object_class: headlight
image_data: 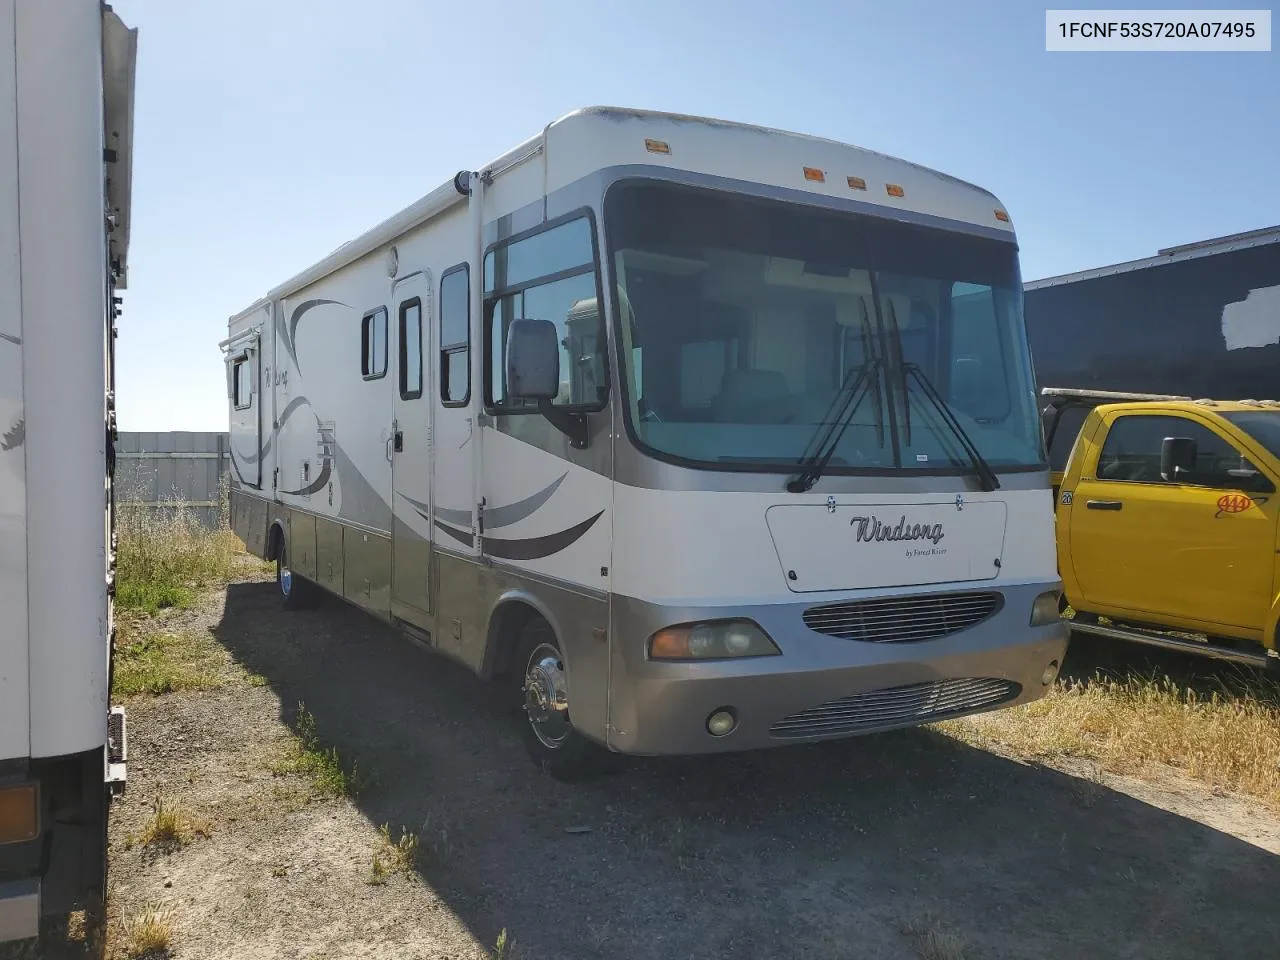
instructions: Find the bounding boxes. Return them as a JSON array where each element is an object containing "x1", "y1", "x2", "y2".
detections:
[
  {"x1": 648, "y1": 620, "x2": 781, "y2": 661},
  {"x1": 1030, "y1": 590, "x2": 1063, "y2": 627}
]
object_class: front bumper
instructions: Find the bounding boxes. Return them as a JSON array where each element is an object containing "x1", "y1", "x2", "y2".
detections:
[{"x1": 606, "y1": 581, "x2": 1068, "y2": 755}]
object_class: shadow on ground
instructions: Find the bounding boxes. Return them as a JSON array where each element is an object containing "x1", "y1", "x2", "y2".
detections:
[
  {"x1": 209, "y1": 583, "x2": 1279, "y2": 960},
  {"x1": 1062, "y1": 628, "x2": 1280, "y2": 703}
]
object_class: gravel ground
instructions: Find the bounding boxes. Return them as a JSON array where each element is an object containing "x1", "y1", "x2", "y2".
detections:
[{"x1": 12, "y1": 578, "x2": 1280, "y2": 959}]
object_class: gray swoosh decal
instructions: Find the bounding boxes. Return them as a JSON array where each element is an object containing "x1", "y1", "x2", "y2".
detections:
[
  {"x1": 408, "y1": 472, "x2": 568, "y2": 530},
  {"x1": 485, "y1": 473, "x2": 568, "y2": 527},
  {"x1": 482, "y1": 510, "x2": 604, "y2": 561},
  {"x1": 432, "y1": 518, "x2": 474, "y2": 547},
  {"x1": 280, "y1": 455, "x2": 332, "y2": 497},
  {"x1": 232, "y1": 395, "x2": 311, "y2": 465},
  {"x1": 432, "y1": 504, "x2": 472, "y2": 526},
  {"x1": 428, "y1": 512, "x2": 603, "y2": 560},
  {"x1": 333, "y1": 442, "x2": 392, "y2": 528},
  {"x1": 228, "y1": 448, "x2": 246, "y2": 487},
  {"x1": 287, "y1": 299, "x2": 344, "y2": 368},
  {"x1": 0, "y1": 332, "x2": 19, "y2": 345}
]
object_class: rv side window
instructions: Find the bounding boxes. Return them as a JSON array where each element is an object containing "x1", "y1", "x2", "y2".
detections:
[
  {"x1": 484, "y1": 214, "x2": 606, "y2": 412},
  {"x1": 232, "y1": 358, "x2": 252, "y2": 409},
  {"x1": 399, "y1": 298, "x2": 422, "y2": 400},
  {"x1": 440, "y1": 265, "x2": 469, "y2": 405},
  {"x1": 361, "y1": 307, "x2": 388, "y2": 380}
]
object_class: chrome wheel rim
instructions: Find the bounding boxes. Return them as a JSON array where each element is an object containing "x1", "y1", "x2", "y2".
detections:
[{"x1": 523, "y1": 642, "x2": 570, "y2": 749}]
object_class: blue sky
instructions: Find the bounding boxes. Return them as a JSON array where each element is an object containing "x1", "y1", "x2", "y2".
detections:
[{"x1": 109, "y1": 0, "x2": 1278, "y2": 431}]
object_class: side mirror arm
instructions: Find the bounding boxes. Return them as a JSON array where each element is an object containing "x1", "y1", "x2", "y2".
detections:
[{"x1": 537, "y1": 400, "x2": 590, "y2": 449}]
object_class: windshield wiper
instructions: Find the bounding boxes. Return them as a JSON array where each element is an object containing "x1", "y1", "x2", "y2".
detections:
[
  {"x1": 884, "y1": 299, "x2": 912, "y2": 445},
  {"x1": 901, "y1": 363, "x2": 1001, "y2": 492},
  {"x1": 786, "y1": 355, "x2": 882, "y2": 493}
]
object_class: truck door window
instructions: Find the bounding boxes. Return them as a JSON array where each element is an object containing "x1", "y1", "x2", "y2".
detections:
[{"x1": 1097, "y1": 414, "x2": 1257, "y2": 487}]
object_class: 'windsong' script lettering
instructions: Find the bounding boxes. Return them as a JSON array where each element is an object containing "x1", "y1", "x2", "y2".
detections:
[{"x1": 849, "y1": 515, "x2": 945, "y2": 546}]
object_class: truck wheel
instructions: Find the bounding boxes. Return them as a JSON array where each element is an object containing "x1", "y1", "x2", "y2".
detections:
[
  {"x1": 276, "y1": 543, "x2": 317, "y2": 610},
  {"x1": 515, "y1": 619, "x2": 617, "y2": 781}
]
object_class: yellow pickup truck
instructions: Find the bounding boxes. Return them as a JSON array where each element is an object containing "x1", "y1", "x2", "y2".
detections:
[{"x1": 1042, "y1": 388, "x2": 1280, "y2": 669}]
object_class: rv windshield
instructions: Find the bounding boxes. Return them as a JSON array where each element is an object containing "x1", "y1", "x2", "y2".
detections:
[{"x1": 604, "y1": 180, "x2": 1044, "y2": 476}]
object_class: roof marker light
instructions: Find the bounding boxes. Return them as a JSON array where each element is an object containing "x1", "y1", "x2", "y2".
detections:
[
  {"x1": 994, "y1": 209, "x2": 1010, "y2": 222},
  {"x1": 644, "y1": 139, "x2": 671, "y2": 155},
  {"x1": 803, "y1": 167, "x2": 826, "y2": 183},
  {"x1": 886, "y1": 183, "x2": 905, "y2": 198},
  {"x1": 847, "y1": 176, "x2": 867, "y2": 191}
]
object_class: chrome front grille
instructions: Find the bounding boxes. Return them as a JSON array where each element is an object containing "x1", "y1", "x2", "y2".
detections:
[
  {"x1": 769, "y1": 677, "x2": 1020, "y2": 740},
  {"x1": 802, "y1": 591, "x2": 1001, "y2": 643}
]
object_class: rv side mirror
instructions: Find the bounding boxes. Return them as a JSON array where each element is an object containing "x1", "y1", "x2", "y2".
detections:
[
  {"x1": 505, "y1": 318, "x2": 560, "y2": 402},
  {"x1": 1160, "y1": 436, "x2": 1197, "y2": 482}
]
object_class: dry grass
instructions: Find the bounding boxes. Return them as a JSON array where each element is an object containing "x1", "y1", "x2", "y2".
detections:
[
  {"x1": 942, "y1": 671, "x2": 1280, "y2": 809},
  {"x1": 130, "y1": 796, "x2": 209, "y2": 854},
  {"x1": 115, "y1": 905, "x2": 173, "y2": 959},
  {"x1": 368, "y1": 823, "x2": 420, "y2": 885},
  {"x1": 112, "y1": 624, "x2": 226, "y2": 698},
  {"x1": 114, "y1": 490, "x2": 270, "y2": 615},
  {"x1": 273, "y1": 703, "x2": 362, "y2": 800}
]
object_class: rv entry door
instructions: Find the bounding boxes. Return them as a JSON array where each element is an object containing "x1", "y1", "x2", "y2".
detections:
[{"x1": 390, "y1": 271, "x2": 433, "y2": 626}]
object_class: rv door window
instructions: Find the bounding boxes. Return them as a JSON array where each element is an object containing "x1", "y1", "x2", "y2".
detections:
[
  {"x1": 232, "y1": 357, "x2": 252, "y2": 409},
  {"x1": 440, "y1": 265, "x2": 470, "y2": 405},
  {"x1": 399, "y1": 298, "x2": 423, "y2": 400},
  {"x1": 484, "y1": 214, "x2": 605, "y2": 412},
  {"x1": 361, "y1": 307, "x2": 388, "y2": 380}
]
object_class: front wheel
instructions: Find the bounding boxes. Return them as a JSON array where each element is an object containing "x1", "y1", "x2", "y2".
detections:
[
  {"x1": 277, "y1": 543, "x2": 317, "y2": 610},
  {"x1": 515, "y1": 620, "x2": 618, "y2": 781}
]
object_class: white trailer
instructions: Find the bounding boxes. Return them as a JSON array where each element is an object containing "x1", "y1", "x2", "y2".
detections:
[
  {"x1": 224, "y1": 107, "x2": 1067, "y2": 780},
  {"x1": 0, "y1": 0, "x2": 134, "y2": 941}
]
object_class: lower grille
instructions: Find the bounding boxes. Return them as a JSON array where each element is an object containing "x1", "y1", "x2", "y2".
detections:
[
  {"x1": 803, "y1": 591, "x2": 1002, "y2": 643},
  {"x1": 769, "y1": 677, "x2": 1021, "y2": 740}
]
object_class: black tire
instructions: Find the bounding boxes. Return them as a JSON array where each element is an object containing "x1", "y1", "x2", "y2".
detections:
[
  {"x1": 514, "y1": 619, "x2": 619, "y2": 782},
  {"x1": 276, "y1": 542, "x2": 318, "y2": 610}
]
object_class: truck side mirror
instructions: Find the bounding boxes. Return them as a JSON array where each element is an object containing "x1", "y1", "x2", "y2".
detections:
[
  {"x1": 505, "y1": 318, "x2": 560, "y2": 402},
  {"x1": 1160, "y1": 436, "x2": 1197, "y2": 482}
]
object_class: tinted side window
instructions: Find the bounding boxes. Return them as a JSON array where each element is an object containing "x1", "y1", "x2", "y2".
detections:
[
  {"x1": 399, "y1": 298, "x2": 422, "y2": 400},
  {"x1": 233, "y1": 358, "x2": 252, "y2": 409},
  {"x1": 485, "y1": 216, "x2": 604, "y2": 411},
  {"x1": 361, "y1": 308, "x2": 388, "y2": 379},
  {"x1": 1096, "y1": 414, "x2": 1252, "y2": 486},
  {"x1": 440, "y1": 266, "x2": 469, "y2": 405}
]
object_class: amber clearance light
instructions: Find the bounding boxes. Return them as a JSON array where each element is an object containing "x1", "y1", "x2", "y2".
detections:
[{"x1": 0, "y1": 783, "x2": 39, "y2": 845}]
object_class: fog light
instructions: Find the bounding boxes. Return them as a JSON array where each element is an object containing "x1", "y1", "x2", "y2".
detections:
[
  {"x1": 1041, "y1": 660, "x2": 1060, "y2": 686},
  {"x1": 706, "y1": 708, "x2": 737, "y2": 737},
  {"x1": 0, "y1": 783, "x2": 39, "y2": 845}
]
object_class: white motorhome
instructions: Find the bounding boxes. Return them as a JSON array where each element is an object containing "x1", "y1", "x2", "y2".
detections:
[
  {"x1": 224, "y1": 107, "x2": 1068, "y2": 780},
  {"x1": 0, "y1": 0, "x2": 134, "y2": 942}
]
